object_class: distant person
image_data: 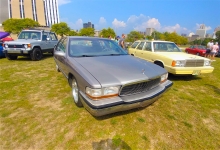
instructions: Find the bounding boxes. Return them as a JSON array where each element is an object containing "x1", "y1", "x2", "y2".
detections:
[
  {"x1": 119, "y1": 34, "x2": 126, "y2": 49},
  {"x1": 108, "y1": 35, "x2": 114, "y2": 40},
  {"x1": 205, "y1": 40, "x2": 214, "y2": 58},
  {"x1": 210, "y1": 42, "x2": 219, "y2": 61},
  {"x1": 115, "y1": 36, "x2": 120, "y2": 44}
]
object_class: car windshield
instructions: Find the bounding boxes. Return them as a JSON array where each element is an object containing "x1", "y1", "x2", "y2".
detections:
[
  {"x1": 197, "y1": 45, "x2": 206, "y2": 49},
  {"x1": 18, "y1": 31, "x2": 41, "y2": 40},
  {"x1": 69, "y1": 38, "x2": 128, "y2": 57},
  {"x1": 153, "y1": 42, "x2": 182, "y2": 52}
]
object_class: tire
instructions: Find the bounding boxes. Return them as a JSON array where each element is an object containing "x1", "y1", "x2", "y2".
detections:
[
  {"x1": 5, "y1": 53, "x2": 18, "y2": 60},
  {"x1": 69, "y1": 77, "x2": 83, "y2": 107},
  {"x1": 30, "y1": 48, "x2": 42, "y2": 61}
]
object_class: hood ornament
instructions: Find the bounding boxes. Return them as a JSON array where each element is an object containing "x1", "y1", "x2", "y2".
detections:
[{"x1": 142, "y1": 69, "x2": 145, "y2": 74}]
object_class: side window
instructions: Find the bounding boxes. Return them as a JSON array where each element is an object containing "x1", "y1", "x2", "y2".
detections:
[
  {"x1": 131, "y1": 42, "x2": 140, "y2": 48},
  {"x1": 50, "y1": 33, "x2": 58, "y2": 41},
  {"x1": 42, "y1": 32, "x2": 48, "y2": 41},
  {"x1": 143, "y1": 42, "x2": 152, "y2": 51},
  {"x1": 137, "y1": 42, "x2": 145, "y2": 50},
  {"x1": 57, "y1": 38, "x2": 67, "y2": 53}
]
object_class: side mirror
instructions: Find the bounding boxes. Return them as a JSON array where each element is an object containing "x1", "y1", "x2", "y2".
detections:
[{"x1": 54, "y1": 50, "x2": 65, "y2": 57}]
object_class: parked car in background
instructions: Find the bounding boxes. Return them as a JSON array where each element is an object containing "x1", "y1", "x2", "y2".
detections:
[
  {"x1": 54, "y1": 36, "x2": 173, "y2": 116},
  {"x1": 185, "y1": 45, "x2": 207, "y2": 57},
  {"x1": 3, "y1": 28, "x2": 58, "y2": 61},
  {"x1": 128, "y1": 40, "x2": 214, "y2": 76},
  {"x1": 0, "y1": 31, "x2": 13, "y2": 58}
]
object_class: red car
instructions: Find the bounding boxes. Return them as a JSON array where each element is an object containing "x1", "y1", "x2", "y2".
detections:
[{"x1": 185, "y1": 45, "x2": 207, "y2": 57}]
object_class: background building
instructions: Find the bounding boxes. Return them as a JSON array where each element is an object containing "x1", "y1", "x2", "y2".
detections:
[
  {"x1": 195, "y1": 24, "x2": 206, "y2": 38},
  {"x1": 83, "y1": 22, "x2": 94, "y2": 29},
  {"x1": 0, "y1": 0, "x2": 60, "y2": 27},
  {"x1": 146, "y1": 28, "x2": 155, "y2": 36}
]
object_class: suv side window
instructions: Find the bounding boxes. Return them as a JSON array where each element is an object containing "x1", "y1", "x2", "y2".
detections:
[
  {"x1": 57, "y1": 38, "x2": 67, "y2": 53},
  {"x1": 42, "y1": 32, "x2": 48, "y2": 41},
  {"x1": 131, "y1": 42, "x2": 140, "y2": 48},
  {"x1": 49, "y1": 33, "x2": 58, "y2": 41}
]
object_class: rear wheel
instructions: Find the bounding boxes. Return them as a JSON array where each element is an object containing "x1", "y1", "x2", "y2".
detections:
[
  {"x1": 69, "y1": 77, "x2": 83, "y2": 107},
  {"x1": 30, "y1": 48, "x2": 42, "y2": 61},
  {"x1": 5, "y1": 53, "x2": 18, "y2": 60}
]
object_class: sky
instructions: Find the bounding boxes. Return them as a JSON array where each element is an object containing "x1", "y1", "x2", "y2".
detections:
[{"x1": 57, "y1": 0, "x2": 220, "y2": 36}]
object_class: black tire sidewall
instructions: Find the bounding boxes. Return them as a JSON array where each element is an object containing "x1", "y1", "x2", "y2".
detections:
[{"x1": 31, "y1": 48, "x2": 42, "y2": 61}]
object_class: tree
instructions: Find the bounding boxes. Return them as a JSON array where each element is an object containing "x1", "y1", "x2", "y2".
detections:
[
  {"x1": 2, "y1": 18, "x2": 39, "y2": 34},
  {"x1": 126, "y1": 31, "x2": 144, "y2": 42},
  {"x1": 215, "y1": 31, "x2": 220, "y2": 43},
  {"x1": 78, "y1": 28, "x2": 95, "y2": 37},
  {"x1": 68, "y1": 30, "x2": 78, "y2": 36},
  {"x1": 51, "y1": 22, "x2": 70, "y2": 37},
  {"x1": 99, "y1": 28, "x2": 116, "y2": 38}
]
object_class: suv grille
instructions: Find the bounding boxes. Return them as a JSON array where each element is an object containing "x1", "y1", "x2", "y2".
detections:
[
  {"x1": 185, "y1": 59, "x2": 204, "y2": 67},
  {"x1": 8, "y1": 45, "x2": 23, "y2": 48},
  {"x1": 119, "y1": 78, "x2": 161, "y2": 96}
]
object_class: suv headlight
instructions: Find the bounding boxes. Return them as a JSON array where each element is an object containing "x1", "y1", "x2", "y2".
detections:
[
  {"x1": 204, "y1": 60, "x2": 211, "y2": 66},
  {"x1": 4, "y1": 44, "x2": 8, "y2": 48},
  {"x1": 86, "y1": 86, "x2": 120, "y2": 100},
  {"x1": 23, "y1": 44, "x2": 31, "y2": 49},
  {"x1": 160, "y1": 73, "x2": 168, "y2": 83},
  {"x1": 172, "y1": 60, "x2": 185, "y2": 67}
]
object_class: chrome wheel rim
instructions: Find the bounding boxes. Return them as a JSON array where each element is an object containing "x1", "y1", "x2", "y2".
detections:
[{"x1": 72, "y1": 79, "x2": 79, "y2": 103}]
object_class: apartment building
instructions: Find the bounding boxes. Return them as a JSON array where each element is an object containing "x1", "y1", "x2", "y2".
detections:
[{"x1": 0, "y1": 0, "x2": 59, "y2": 27}]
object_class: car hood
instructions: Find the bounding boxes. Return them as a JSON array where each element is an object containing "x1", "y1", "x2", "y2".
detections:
[
  {"x1": 4, "y1": 39, "x2": 39, "y2": 44},
  {"x1": 156, "y1": 52, "x2": 209, "y2": 60},
  {"x1": 72, "y1": 55, "x2": 166, "y2": 86}
]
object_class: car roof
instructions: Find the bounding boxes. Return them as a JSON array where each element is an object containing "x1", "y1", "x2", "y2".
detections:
[
  {"x1": 67, "y1": 36, "x2": 108, "y2": 40},
  {"x1": 22, "y1": 29, "x2": 53, "y2": 33},
  {"x1": 134, "y1": 40, "x2": 175, "y2": 43}
]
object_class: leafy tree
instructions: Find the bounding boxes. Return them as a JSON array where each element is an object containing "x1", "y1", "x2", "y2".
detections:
[
  {"x1": 78, "y1": 28, "x2": 95, "y2": 37},
  {"x1": 68, "y1": 30, "x2": 78, "y2": 36},
  {"x1": 126, "y1": 31, "x2": 144, "y2": 42},
  {"x1": 99, "y1": 28, "x2": 116, "y2": 38},
  {"x1": 51, "y1": 22, "x2": 70, "y2": 37},
  {"x1": 215, "y1": 31, "x2": 220, "y2": 43},
  {"x1": 2, "y1": 18, "x2": 39, "y2": 34}
]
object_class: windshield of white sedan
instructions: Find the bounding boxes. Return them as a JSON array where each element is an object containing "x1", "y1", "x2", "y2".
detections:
[
  {"x1": 69, "y1": 38, "x2": 128, "y2": 57},
  {"x1": 153, "y1": 42, "x2": 181, "y2": 52},
  {"x1": 18, "y1": 31, "x2": 41, "y2": 40}
]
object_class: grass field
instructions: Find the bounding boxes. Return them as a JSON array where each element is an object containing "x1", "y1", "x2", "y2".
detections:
[{"x1": 0, "y1": 54, "x2": 220, "y2": 149}]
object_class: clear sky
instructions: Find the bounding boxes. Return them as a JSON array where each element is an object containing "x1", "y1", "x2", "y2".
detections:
[{"x1": 58, "y1": 0, "x2": 220, "y2": 36}]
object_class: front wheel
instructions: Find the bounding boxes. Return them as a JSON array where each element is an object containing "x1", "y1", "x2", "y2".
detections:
[
  {"x1": 5, "y1": 53, "x2": 18, "y2": 60},
  {"x1": 30, "y1": 48, "x2": 42, "y2": 61},
  {"x1": 69, "y1": 77, "x2": 83, "y2": 107}
]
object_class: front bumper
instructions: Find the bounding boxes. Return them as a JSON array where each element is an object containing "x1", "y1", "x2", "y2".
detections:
[
  {"x1": 4, "y1": 49, "x2": 32, "y2": 55},
  {"x1": 79, "y1": 80, "x2": 173, "y2": 116},
  {"x1": 166, "y1": 66, "x2": 214, "y2": 75}
]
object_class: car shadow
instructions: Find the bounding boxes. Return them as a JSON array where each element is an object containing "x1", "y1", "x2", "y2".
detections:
[
  {"x1": 204, "y1": 84, "x2": 220, "y2": 95},
  {"x1": 168, "y1": 73, "x2": 202, "y2": 81},
  {"x1": 11, "y1": 53, "x2": 53, "y2": 61}
]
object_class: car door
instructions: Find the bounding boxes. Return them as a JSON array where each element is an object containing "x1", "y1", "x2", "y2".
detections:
[
  {"x1": 49, "y1": 32, "x2": 58, "y2": 49},
  {"x1": 134, "y1": 42, "x2": 145, "y2": 58},
  {"x1": 54, "y1": 37, "x2": 68, "y2": 76},
  {"x1": 42, "y1": 32, "x2": 49, "y2": 51},
  {"x1": 141, "y1": 42, "x2": 153, "y2": 62}
]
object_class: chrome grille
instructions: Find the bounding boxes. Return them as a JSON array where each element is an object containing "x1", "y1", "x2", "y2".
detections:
[
  {"x1": 8, "y1": 45, "x2": 23, "y2": 48},
  {"x1": 119, "y1": 78, "x2": 161, "y2": 96},
  {"x1": 185, "y1": 59, "x2": 204, "y2": 67}
]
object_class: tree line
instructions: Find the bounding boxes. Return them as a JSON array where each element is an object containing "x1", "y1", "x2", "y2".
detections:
[{"x1": 2, "y1": 18, "x2": 220, "y2": 45}]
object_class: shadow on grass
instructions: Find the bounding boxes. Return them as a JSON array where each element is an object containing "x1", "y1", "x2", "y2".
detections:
[
  {"x1": 168, "y1": 73, "x2": 202, "y2": 81},
  {"x1": 205, "y1": 84, "x2": 220, "y2": 95},
  {"x1": 92, "y1": 138, "x2": 131, "y2": 150},
  {"x1": 6, "y1": 53, "x2": 53, "y2": 61}
]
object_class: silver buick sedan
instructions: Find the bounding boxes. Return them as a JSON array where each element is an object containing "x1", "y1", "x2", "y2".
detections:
[{"x1": 54, "y1": 36, "x2": 173, "y2": 116}]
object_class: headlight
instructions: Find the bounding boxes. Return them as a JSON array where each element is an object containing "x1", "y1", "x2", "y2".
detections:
[
  {"x1": 4, "y1": 44, "x2": 8, "y2": 48},
  {"x1": 23, "y1": 44, "x2": 31, "y2": 48},
  {"x1": 86, "y1": 86, "x2": 120, "y2": 100},
  {"x1": 160, "y1": 73, "x2": 168, "y2": 83},
  {"x1": 23, "y1": 44, "x2": 28, "y2": 48},
  {"x1": 172, "y1": 60, "x2": 185, "y2": 67},
  {"x1": 204, "y1": 60, "x2": 211, "y2": 66}
]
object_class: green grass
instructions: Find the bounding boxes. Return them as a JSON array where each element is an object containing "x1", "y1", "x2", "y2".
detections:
[{"x1": 0, "y1": 55, "x2": 220, "y2": 149}]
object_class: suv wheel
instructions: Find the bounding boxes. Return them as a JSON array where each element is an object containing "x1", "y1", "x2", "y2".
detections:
[
  {"x1": 31, "y1": 48, "x2": 42, "y2": 61},
  {"x1": 69, "y1": 77, "x2": 83, "y2": 107},
  {"x1": 5, "y1": 53, "x2": 18, "y2": 60}
]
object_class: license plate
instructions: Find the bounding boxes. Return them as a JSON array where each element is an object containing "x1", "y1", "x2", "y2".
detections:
[{"x1": 192, "y1": 70, "x2": 201, "y2": 75}]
